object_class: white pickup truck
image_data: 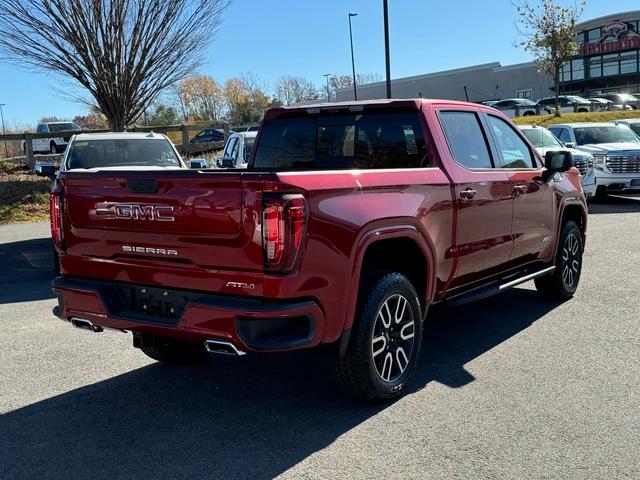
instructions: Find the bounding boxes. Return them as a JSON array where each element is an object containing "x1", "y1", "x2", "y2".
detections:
[
  {"x1": 22, "y1": 121, "x2": 82, "y2": 154},
  {"x1": 216, "y1": 131, "x2": 257, "y2": 168}
]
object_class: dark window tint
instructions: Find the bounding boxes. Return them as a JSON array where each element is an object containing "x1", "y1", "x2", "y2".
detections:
[
  {"x1": 558, "y1": 128, "x2": 572, "y2": 144},
  {"x1": 486, "y1": 116, "x2": 534, "y2": 168},
  {"x1": 252, "y1": 112, "x2": 428, "y2": 170},
  {"x1": 439, "y1": 111, "x2": 493, "y2": 169}
]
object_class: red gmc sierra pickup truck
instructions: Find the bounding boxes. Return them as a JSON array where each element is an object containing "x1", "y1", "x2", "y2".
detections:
[{"x1": 51, "y1": 99, "x2": 587, "y2": 401}]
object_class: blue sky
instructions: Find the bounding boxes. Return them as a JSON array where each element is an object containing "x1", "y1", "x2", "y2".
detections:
[{"x1": 0, "y1": 0, "x2": 633, "y2": 126}]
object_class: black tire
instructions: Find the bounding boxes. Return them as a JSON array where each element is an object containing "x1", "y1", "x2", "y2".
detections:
[
  {"x1": 333, "y1": 272, "x2": 423, "y2": 402},
  {"x1": 140, "y1": 339, "x2": 207, "y2": 365},
  {"x1": 50, "y1": 142, "x2": 57, "y2": 154},
  {"x1": 535, "y1": 220, "x2": 583, "y2": 299}
]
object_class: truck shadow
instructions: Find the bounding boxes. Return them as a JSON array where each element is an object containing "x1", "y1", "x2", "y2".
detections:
[
  {"x1": 0, "y1": 288, "x2": 562, "y2": 479},
  {"x1": 588, "y1": 195, "x2": 640, "y2": 214},
  {"x1": 0, "y1": 237, "x2": 56, "y2": 305}
]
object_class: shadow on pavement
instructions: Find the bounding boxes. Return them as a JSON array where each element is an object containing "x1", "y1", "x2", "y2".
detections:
[
  {"x1": 0, "y1": 288, "x2": 563, "y2": 480},
  {"x1": 588, "y1": 194, "x2": 640, "y2": 215},
  {"x1": 0, "y1": 236, "x2": 56, "y2": 304}
]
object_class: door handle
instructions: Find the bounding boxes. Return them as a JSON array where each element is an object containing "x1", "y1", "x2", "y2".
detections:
[
  {"x1": 459, "y1": 188, "x2": 477, "y2": 200},
  {"x1": 512, "y1": 184, "x2": 527, "y2": 196}
]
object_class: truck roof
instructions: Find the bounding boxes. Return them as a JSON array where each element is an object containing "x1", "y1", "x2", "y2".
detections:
[
  {"x1": 72, "y1": 132, "x2": 170, "y2": 141},
  {"x1": 264, "y1": 98, "x2": 480, "y2": 120}
]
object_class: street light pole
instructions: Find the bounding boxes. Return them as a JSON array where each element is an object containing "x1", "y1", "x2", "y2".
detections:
[
  {"x1": 0, "y1": 104, "x2": 7, "y2": 158},
  {"x1": 348, "y1": 13, "x2": 358, "y2": 101},
  {"x1": 383, "y1": 0, "x2": 391, "y2": 99},
  {"x1": 323, "y1": 73, "x2": 332, "y2": 102}
]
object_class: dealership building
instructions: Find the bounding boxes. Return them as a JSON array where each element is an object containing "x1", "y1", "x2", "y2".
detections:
[{"x1": 336, "y1": 10, "x2": 640, "y2": 103}]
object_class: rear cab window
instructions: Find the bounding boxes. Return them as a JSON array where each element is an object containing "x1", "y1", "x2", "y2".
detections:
[
  {"x1": 66, "y1": 138, "x2": 182, "y2": 170},
  {"x1": 252, "y1": 111, "x2": 429, "y2": 170}
]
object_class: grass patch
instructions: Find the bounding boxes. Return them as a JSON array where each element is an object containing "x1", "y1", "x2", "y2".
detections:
[
  {"x1": 0, "y1": 172, "x2": 51, "y2": 224},
  {"x1": 512, "y1": 109, "x2": 640, "y2": 127}
]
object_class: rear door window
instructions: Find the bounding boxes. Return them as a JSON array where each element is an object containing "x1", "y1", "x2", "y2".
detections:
[
  {"x1": 252, "y1": 112, "x2": 428, "y2": 170},
  {"x1": 438, "y1": 111, "x2": 493, "y2": 169}
]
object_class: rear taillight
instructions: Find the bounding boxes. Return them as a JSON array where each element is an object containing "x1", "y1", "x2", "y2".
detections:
[
  {"x1": 50, "y1": 190, "x2": 63, "y2": 247},
  {"x1": 262, "y1": 194, "x2": 306, "y2": 271}
]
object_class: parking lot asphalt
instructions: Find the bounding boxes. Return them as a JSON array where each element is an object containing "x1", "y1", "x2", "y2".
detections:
[{"x1": 0, "y1": 196, "x2": 639, "y2": 480}]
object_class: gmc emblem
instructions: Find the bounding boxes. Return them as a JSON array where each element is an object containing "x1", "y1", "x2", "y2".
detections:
[{"x1": 96, "y1": 203, "x2": 175, "y2": 222}]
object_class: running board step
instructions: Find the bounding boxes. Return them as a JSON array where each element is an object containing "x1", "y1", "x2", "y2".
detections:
[{"x1": 447, "y1": 266, "x2": 555, "y2": 307}]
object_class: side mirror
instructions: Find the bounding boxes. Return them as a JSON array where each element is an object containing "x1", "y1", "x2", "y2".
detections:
[
  {"x1": 190, "y1": 159, "x2": 207, "y2": 169},
  {"x1": 217, "y1": 156, "x2": 235, "y2": 168},
  {"x1": 544, "y1": 150, "x2": 574, "y2": 173},
  {"x1": 564, "y1": 141, "x2": 576, "y2": 148}
]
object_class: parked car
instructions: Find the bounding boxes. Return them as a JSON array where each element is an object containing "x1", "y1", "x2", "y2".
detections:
[
  {"x1": 22, "y1": 121, "x2": 82, "y2": 154},
  {"x1": 488, "y1": 98, "x2": 538, "y2": 117},
  {"x1": 51, "y1": 99, "x2": 586, "y2": 402},
  {"x1": 613, "y1": 118, "x2": 640, "y2": 136},
  {"x1": 537, "y1": 95, "x2": 592, "y2": 114},
  {"x1": 548, "y1": 122, "x2": 640, "y2": 197},
  {"x1": 189, "y1": 128, "x2": 225, "y2": 144},
  {"x1": 216, "y1": 131, "x2": 257, "y2": 168},
  {"x1": 596, "y1": 93, "x2": 639, "y2": 110},
  {"x1": 518, "y1": 124, "x2": 596, "y2": 199},
  {"x1": 587, "y1": 97, "x2": 633, "y2": 111}
]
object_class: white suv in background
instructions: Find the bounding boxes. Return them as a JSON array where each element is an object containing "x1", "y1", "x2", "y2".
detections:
[
  {"x1": 548, "y1": 123, "x2": 640, "y2": 197},
  {"x1": 518, "y1": 124, "x2": 596, "y2": 199},
  {"x1": 537, "y1": 95, "x2": 593, "y2": 114},
  {"x1": 22, "y1": 121, "x2": 82, "y2": 154}
]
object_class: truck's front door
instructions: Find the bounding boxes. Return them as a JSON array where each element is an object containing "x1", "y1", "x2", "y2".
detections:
[
  {"x1": 436, "y1": 109, "x2": 514, "y2": 288},
  {"x1": 482, "y1": 114, "x2": 556, "y2": 265}
]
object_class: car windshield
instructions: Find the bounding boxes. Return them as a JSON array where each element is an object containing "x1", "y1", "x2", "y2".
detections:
[
  {"x1": 521, "y1": 128, "x2": 563, "y2": 149},
  {"x1": 567, "y1": 96, "x2": 590, "y2": 104},
  {"x1": 49, "y1": 123, "x2": 80, "y2": 132},
  {"x1": 66, "y1": 138, "x2": 182, "y2": 169},
  {"x1": 574, "y1": 126, "x2": 640, "y2": 145}
]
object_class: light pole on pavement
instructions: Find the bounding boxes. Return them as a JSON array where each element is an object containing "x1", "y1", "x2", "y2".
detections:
[
  {"x1": 383, "y1": 0, "x2": 391, "y2": 99},
  {"x1": 348, "y1": 13, "x2": 358, "y2": 101}
]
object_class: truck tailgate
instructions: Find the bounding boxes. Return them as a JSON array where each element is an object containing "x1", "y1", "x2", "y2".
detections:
[{"x1": 61, "y1": 171, "x2": 264, "y2": 276}]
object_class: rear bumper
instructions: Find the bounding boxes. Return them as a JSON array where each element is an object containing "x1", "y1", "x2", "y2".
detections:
[{"x1": 52, "y1": 276, "x2": 325, "y2": 353}]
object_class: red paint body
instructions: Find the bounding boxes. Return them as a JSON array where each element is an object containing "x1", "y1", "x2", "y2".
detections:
[{"x1": 52, "y1": 99, "x2": 587, "y2": 352}]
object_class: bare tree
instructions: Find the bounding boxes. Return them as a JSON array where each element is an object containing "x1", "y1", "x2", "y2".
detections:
[
  {"x1": 514, "y1": 0, "x2": 585, "y2": 116},
  {"x1": 0, "y1": 0, "x2": 230, "y2": 131},
  {"x1": 329, "y1": 73, "x2": 383, "y2": 97},
  {"x1": 275, "y1": 76, "x2": 319, "y2": 105}
]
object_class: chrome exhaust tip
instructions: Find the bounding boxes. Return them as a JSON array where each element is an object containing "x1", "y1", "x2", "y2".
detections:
[
  {"x1": 70, "y1": 317, "x2": 103, "y2": 333},
  {"x1": 204, "y1": 339, "x2": 245, "y2": 356}
]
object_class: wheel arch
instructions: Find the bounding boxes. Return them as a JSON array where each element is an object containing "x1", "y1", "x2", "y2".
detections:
[{"x1": 339, "y1": 224, "x2": 436, "y2": 356}]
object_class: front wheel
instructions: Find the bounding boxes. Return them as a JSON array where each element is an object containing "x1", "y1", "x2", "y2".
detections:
[
  {"x1": 333, "y1": 272, "x2": 423, "y2": 402},
  {"x1": 535, "y1": 220, "x2": 583, "y2": 299}
]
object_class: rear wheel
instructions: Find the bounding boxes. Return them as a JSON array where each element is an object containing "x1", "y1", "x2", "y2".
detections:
[
  {"x1": 140, "y1": 339, "x2": 207, "y2": 365},
  {"x1": 535, "y1": 220, "x2": 583, "y2": 299},
  {"x1": 333, "y1": 272, "x2": 423, "y2": 402}
]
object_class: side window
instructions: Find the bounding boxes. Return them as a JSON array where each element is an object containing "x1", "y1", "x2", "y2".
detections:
[
  {"x1": 557, "y1": 128, "x2": 572, "y2": 144},
  {"x1": 439, "y1": 111, "x2": 493, "y2": 169},
  {"x1": 224, "y1": 137, "x2": 237, "y2": 157},
  {"x1": 231, "y1": 137, "x2": 241, "y2": 160},
  {"x1": 486, "y1": 115, "x2": 534, "y2": 169},
  {"x1": 36, "y1": 124, "x2": 44, "y2": 133}
]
